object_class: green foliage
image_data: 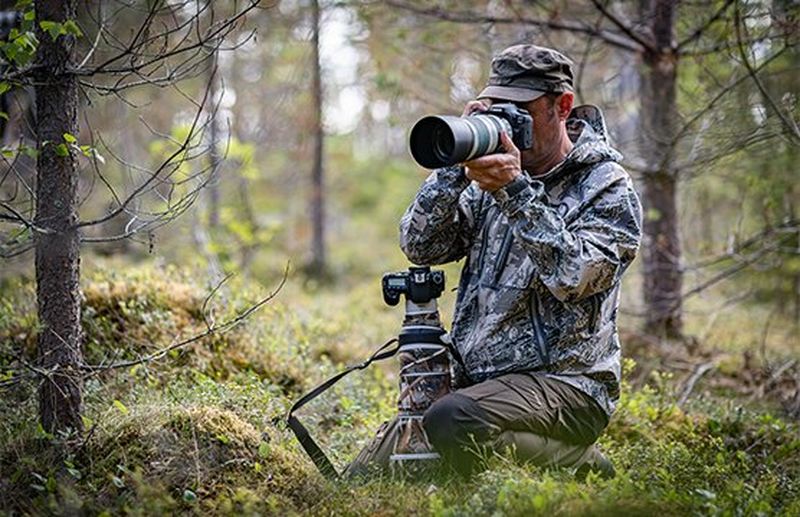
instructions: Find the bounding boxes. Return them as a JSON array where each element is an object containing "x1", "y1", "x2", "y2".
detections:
[
  {"x1": 39, "y1": 19, "x2": 82, "y2": 41},
  {"x1": 2, "y1": 264, "x2": 799, "y2": 515}
]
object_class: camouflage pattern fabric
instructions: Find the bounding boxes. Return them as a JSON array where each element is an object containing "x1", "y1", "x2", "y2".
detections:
[{"x1": 399, "y1": 105, "x2": 642, "y2": 416}]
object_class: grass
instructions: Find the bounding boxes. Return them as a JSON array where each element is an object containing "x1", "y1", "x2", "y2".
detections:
[{"x1": 1, "y1": 260, "x2": 799, "y2": 515}]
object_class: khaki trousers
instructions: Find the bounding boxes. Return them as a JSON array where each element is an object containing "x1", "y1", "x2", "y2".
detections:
[{"x1": 346, "y1": 372, "x2": 609, "y2": 476}]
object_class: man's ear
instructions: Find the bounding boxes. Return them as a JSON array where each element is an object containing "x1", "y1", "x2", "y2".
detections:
[{"x1": 557, "y1": 92, "x2": 574, "y2": 121}]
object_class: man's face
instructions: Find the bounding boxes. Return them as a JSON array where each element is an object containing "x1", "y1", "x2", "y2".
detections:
[{"x1": 488, "y1": 94, "x2": 567, "y2": 171}]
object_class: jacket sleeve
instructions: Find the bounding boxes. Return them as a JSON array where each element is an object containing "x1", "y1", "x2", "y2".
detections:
[
  {"x1": 491, "y1": 164, "x2": 642, "y2": 302},
  {"x1": 399, "y1": 165, "x2": 477, "y2": 265}
]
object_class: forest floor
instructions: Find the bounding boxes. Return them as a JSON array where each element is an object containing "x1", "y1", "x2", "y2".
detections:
[{"x1": 1, "y1": 257, "x2": 799, "y2": 516}]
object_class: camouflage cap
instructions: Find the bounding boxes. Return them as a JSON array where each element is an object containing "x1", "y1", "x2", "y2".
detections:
[{"x1": 478, "y1": 44, "x2": 574, "y2": 103}]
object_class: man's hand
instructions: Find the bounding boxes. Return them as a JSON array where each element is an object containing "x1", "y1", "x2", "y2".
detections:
[
  {"x1": 462, "y1": 99, "x2": 491, "y2": 116},
  {"x1": 463, "y1": 131, "x2": 522, "y2": 192}
]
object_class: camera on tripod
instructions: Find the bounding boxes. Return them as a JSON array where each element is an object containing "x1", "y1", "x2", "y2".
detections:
[
  {"x1": 288, "y1": 266, "x2": 453, "y2": 478},
  {"x1": 382, "y1": 266, "x2": 445, "y2": 306}
]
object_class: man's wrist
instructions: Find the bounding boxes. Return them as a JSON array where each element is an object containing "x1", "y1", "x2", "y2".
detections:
[
  {"x1": 491, "y1": 174, "x2": 543, "y2": 216},
  {"x1": 434, "y1": 165, "x2": 471, "y2": 191}
]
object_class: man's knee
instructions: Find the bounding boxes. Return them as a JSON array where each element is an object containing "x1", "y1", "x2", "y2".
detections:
[{"x1": 423, "y1": 392, "x2": 493, "y2": 449}]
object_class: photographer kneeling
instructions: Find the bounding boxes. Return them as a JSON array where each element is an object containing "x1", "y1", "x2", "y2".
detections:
[{"x1": 349, "y1": 44, "x2": 642, "y2": 479}]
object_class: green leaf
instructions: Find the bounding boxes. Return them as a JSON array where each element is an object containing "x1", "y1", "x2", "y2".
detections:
[
  {"x1": 66, "y1": 467, "x2": 81, "y2": 480},
  {"x1": 35, "y1": 422, "x2": 54, "y2": 440},
  {"x1": 111, "y1": 475, "x2": 125, "y2": 488},
  {"x1": 5, "y1": 42, "x2": 18, "y2": 61},
  {"x1": 23, "y1": 10, "x2": 35, "y2": 22},
  {"x1": 81, "y1": 415, "x2": 93, "y2": 428},
  {"x1": 112, "y1": 399, "x2": 129, "y2": 414},
  {"x1": 695, "y1": 488, "x2": 717, "y2": 500},
  {"x1": 21, "y1": 145, "x2": 38, "y2": 159},
  {"x1": 1, "y1": 147, "x2": 14, "y2": 158},
  {"x1": 39, "y1": 20, "x2": 62, "y2": 41},
  {"x1": 182, "y1": 489, "x2": 197, "y2": 503},
  {"x1": 54, "y1": 143, "x2": 69, "y2": 157},
  {"x1": 645, "y1": 208, "x2": 661, "y2": 222},
  {"x1": 62, "y1": 132, "x2": 77, "y2": 144},
  {"x1": 63, "y1": 20, "x2": 82, "y2": 38},
  {"x1": 0, "y1": 82, "x2": 10, "y2": 96},
  {"x1": 258, "y1": 441, "x2": 270, "y2": 458},
  {"x1": 0, "y1": 112, "x2": 9, "y2": 121}
]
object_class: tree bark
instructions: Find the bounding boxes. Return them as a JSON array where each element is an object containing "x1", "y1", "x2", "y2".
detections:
[
  {"x1": 309, "y1": 0, "x2": 326, "y2": 276},
  {"x1": 33, "y1": 0, "x2": 84, "y2": 436},
  {"x1": 638, "y1": 0, "x2": 683, "y2": 338},
  {"x1": 207, "y1": 50, "x2": 221, "y2": 229}
]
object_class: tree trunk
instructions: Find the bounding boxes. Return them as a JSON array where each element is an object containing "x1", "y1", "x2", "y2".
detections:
[
  {"x1": 309, "y1": 0, "x2": 326, "y2": 276},
  {"x1": 638, "y1": 0, "x2": 683, "y2": 339},
  {"x1": 207, "y1": 50, "x2": 221, "y2": 229},
  {"x1": 33, "y1": 0, "x2": 84, "y2": 436}
]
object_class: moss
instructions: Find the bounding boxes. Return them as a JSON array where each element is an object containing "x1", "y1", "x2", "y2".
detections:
[{"x1": 2, "y1": 263, "x2": 799, "y2": 515}]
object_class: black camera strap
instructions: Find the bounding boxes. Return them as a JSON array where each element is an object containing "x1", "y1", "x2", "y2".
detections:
[{"x1": 286, "y1": 337, "x2": 401, "y2": 480}]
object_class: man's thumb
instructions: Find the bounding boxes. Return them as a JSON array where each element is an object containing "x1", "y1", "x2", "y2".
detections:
[{"x1": 500, "y1": 131, "x2": 519, "y2": 156}]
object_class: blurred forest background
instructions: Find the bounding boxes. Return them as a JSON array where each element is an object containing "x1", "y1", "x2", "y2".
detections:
[{"x1": 1, "y1": 0, "x2": 799, "y2": 515}]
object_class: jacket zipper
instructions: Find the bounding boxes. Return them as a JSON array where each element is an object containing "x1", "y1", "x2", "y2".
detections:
[
  {"x1": 492, "y1": 226, "x2": 514, "y2": 285},
  {"x1": 528, "y1": 287, "x2": 550, "y2": 365},
  {"x1": 476, "y1": 205, "x2": 498, "y2": 277}
]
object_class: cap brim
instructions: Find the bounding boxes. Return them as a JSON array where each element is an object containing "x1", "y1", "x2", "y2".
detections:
[{"x1": 477, "y1": 85, "x2": 546, "y2": 103}]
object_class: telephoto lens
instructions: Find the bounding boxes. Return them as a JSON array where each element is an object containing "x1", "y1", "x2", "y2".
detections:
[
  {"x1": 408, "y1": 103, "x2": 533, "y2": 169},
  {"x1": 409, "y1": 113, "x2": 512, "y2": 169}
]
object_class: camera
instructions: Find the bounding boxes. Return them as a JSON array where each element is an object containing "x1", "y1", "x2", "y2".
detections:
[
  {"x1": 382, "y1": 266, "x2": 445, "y2": 306},
  {"x1": 408, "y1": 103, "x2": 533, "y2": 169}
]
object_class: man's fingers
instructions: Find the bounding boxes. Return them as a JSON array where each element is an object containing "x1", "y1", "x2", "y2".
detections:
[
  {"x1": 499, "y1": 131, "x2": 520, "y2": 158},
  {"x1": 462, "y1": 99, "x2": 490, "y2": 116},
  {"x1": 464, "y1": 153, "x2": 512, "y2": 169}
]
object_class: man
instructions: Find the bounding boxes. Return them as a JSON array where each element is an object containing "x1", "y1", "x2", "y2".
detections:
[{"x1": 350, "y1": 44, "x2": 642, "y2": 479}]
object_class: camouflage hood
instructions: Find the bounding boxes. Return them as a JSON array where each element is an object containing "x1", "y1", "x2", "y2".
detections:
[
  {"x1": 399, "y1": 104, "x2": 642, "y2": 416},
  {"x1": 546, "y1": 104, "x2": 624, "y2": 181}
]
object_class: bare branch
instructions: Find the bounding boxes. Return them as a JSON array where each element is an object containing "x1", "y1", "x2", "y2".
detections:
[
  {"x1": 81, "y1": 264, "x2": 289, "y2": 374},
  {"x1": 1, "y1": 200, "x2": 54, "y2": 234},
  {"x1": 734, "y1": 2, "x2": 800, "y2": 144},
  {"x1": 76, "y1": 69, "x2": 214, "y2": 230},
  {"x1": 382, "y1": 0, "x2": 643, "y2": 53},
  {"x1": 675, "y1": 0, "x2": 735, "y2": 53},
  {"x1": 677, "y1": 362, "x2": 715, "y2": 406},
  {"x1": 589, "y1": 0, "x2": 655, "y2": 54}
]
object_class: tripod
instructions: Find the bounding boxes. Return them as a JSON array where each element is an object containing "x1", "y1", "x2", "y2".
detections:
[{"x1": 287, "y1": 266, "x2": 452, "y2": 479}]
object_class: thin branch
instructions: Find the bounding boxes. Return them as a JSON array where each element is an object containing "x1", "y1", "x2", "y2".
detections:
[
  {"x1": 675, "y1": 0, "x2": 735, "y2": 53},
  {"x1": 382, "y1": 0, "x2": 642, "y2": 53},
  {"x1": 81, "y1": 264, "x2": 289, "y2": 374},
  {"x1": 677, "y1": 362, "x2": 715, "y2": 406},
  {"x1": 0, "y1": 201, "x2": 54, "y2": 234},
  {"x1": 734, "y1": 2, "x2": 800, "y2": 144},
  {"x1": 685, "y1": 219, "x2": 799, "y2": 270},
  {"x1": 76, "y1": 69, "x2": 214, "y2": 229},
  {"x1": 589, "y1": 0, "x2": 655, "y2": 53}
]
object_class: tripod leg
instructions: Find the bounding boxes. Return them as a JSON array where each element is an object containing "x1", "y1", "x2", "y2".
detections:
[{"x1": 343, "y1": 417, "x2": 399, "y2": 478}]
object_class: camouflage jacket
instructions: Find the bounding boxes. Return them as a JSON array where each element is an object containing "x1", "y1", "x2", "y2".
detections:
[{"x1": 399, "y1": 105, "x2": 642, "y2": 416}]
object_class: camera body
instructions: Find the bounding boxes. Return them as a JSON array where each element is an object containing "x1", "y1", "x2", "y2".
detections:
[
  {"x1": 382, "y1": 266, "x2": 445, "y2": 306},
  {"x1": 485, "y1": 103, "x2": 534, "y2": 152},
  {"x1": 408, "y1": 103, "x2": 533, "y2": 169}
]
